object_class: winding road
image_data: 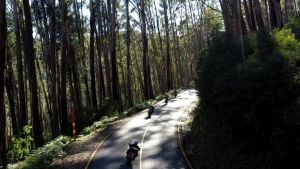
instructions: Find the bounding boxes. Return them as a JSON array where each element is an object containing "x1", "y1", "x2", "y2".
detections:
[{"x1": 87, "y1": 90, "x2": 198, "y2": 169}]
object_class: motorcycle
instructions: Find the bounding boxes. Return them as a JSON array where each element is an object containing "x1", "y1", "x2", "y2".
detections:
[
  {"x1": 165, "y1": 94, "x2": 169, "y2": 104},
  {"x1": 126, "y1": 142, "x2": 140, "y2": 166},
  {"x1": 148, "y1": 106, "x2": 154, "y2": 118},
  {"x1": 126, "y1": 150, "x2": 137, "y2": 166},
  {"x1": 173, "y1": 90, "x2": 177, "y2": 98}
]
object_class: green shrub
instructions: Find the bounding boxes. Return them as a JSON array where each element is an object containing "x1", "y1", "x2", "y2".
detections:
[
  {"x1": 77, "y1": 97, "x2": 118, "y2": 132},
  {"x1": 8, "y1": 136, "x2": 71, "y2": 169},
  {"x1": 194, "y1": 32, "x2": 299, "y2": 169},
  {"x1": 286, "y1": 17, "x2": 300, "y2": 40},
  {"x1": 8, "y1": 126, "x2": 34, "y2": 163},
  {"x1": 273, "y1": 28, "x2": 300, "y2": 82},
  {"x1": 79, "y1": 116, "x2": 119, "y2": 135}
]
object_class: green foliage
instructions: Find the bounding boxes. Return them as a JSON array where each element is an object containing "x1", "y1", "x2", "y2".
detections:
[
  {"x1": 77, "y1": 97, "x2": 118, "y2": 132},
  {"x1": 100, "y1": 97, "x2": 119, "y2": 117},
  {"x1": 8, "y1": 136, "x2": 71, "y2": 169},
  {"x1": 42, "y1": 132, "x2": 52, "y2": 143},
  {"x1": 8, "y1": 126, "x2": 34, "y2": 163},
  {"x1": 286, "y1": 17, "x2": 300, "y2": 40},
  {"x1": 194, "y1": 32, "x2": 300, "y2": 169},
  {"x1": 79, "y1": 116, "x2": 119, "y2": 135},
  {"x1": 273, "y1": 28, "x2": 300, "y2": 82}
]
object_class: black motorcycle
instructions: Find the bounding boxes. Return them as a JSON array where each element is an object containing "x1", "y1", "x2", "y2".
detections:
[
  {"x1": 148, "y1": 106, "x2": 154, "y2": 118},
  {"x1": 126, "y1": 142, "x2": 140, "y2": 166},
  {"x1": 126, "y1": 150, "x2": 136, "y2": 166},
  {"x1": 173, "y1": 90, "x2": 177, "y2": 98},
  {"x1": 165, "y1": 94, "x2": 169, "y2": 104}
]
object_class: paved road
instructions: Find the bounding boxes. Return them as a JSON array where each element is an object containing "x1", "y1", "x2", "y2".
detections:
[{"x1": 88, "y1": 90, "x2": 198, "y2": 169}]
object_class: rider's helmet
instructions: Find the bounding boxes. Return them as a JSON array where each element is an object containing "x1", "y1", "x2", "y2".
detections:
[{"x1": 129, "y1": 139, "x2": 138, "y2": 145}]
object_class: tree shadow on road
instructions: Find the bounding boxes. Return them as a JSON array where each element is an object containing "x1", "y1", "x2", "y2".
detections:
[{"x1": 118, "y1": 162, "x2": 132, "y2": 169}]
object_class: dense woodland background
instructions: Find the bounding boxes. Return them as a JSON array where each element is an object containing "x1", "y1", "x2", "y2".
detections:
[
  {"x1": 0, "y1": 0, "x2": 300, "y2": 168},
  {"x1": 0, "y1": 0, "x2": 217, "y2": 168}
]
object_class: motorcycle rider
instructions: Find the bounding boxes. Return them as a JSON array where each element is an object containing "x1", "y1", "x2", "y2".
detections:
[
  {"x1": 165, "y1": 93, "x2": 169, "y2": 104},
  {"x1": 148, "y1": 106, "x2": 155, "y2": 118},
  {"x1": 173, "y1": 89, "x2": 177, "y2": 98},
  {"x1": 126, "y1": 140, "x2": 140, "y2": 159}
]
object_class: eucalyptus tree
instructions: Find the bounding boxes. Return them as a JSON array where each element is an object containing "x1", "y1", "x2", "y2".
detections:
[
  {"x1": 49, "y1": 0, "x2": 60, "y2": 137},
  {"x1": 140, "y1": 0, "x2": 154, "y2": 99},
  {"x1": 59, "y1": 0, "x2": 68, "y2": 135},
  {"x1": 0, "y1": 0, "x2": 7, "y2": 167},
  {"x1": 162, "y1": 0, "x2": 173, "y2": 91},
  {"x1": 269, "y1": 0, "x2": 283, "y2": 28},
  {"x1": 5, "y1": 52, "x2": 18, "y2": 136},
  {"x1": 23, "y1": 0, "x2": 44, "y2": 147},
  {"x1": 12, "y1": 0, "x2": 27, "y2": 132},
  {"x1": 126, "y1": 0, "x2": 134, "y2": 107},
  {"x1": 110, "y1": 0, "x2": 123, "y2": 109},
  {"x1": 95, "y1": 0, "x2": 106, "y2": 103},
  {"x1": 154, "y1": 1, "x2": 166, "y2": 92},
  {"x1": 90, "y1": 0, "x2": 98, "y2": 109},
  {"x1": 253, "y1": 0, "x2": 266, "y2": 33}
]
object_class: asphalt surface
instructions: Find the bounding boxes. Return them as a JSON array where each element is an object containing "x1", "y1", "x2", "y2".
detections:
[{"x1": 88, "y1": 90, "x2": 198, "y2": 169}]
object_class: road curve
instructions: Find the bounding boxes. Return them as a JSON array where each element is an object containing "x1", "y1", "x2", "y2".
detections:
[{"x1": 88, "y1": 90, "x2": 199, "y2": 169}]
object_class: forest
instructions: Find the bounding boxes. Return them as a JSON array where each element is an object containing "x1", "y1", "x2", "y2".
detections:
[
  {"x1": 0, "y1": 0, "x2": 214, "y2": 168},
  {"x1": 0, "y1": 0, "x2": 300, "y2": 169}
]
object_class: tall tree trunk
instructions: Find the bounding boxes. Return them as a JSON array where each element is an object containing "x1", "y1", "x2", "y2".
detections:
[
  {"x1": 125, "y1": 0, "x2": 133, "y2": 107},
  {"x1": 244, "y1": 0, "x2": 256, "y2": 31},
  {"x1": 49, "y1": 0, "x2": 59, "y2": 138},
  {"x1": 40, "y1": 0, "x2": 50, "y2": 61},
  {"x1": 141, "y1": 0, "x2": 149, "y2": 100},
  {"x1": 248, "y1": 0, "x2": 257, "y2": 30},
  {"x1": 141, "y1": 0, "x2": 154, "y2": 100},
  {"x1": 168, "y1": 2, "x2": 179, "y2": 88},
  {"x1": 241, "y1": 10, "x2": 248, "y2": 34},
  {"x1": 73, "y1": 0, "x2": 89, "y2": 108},
  {"x1": 110, "y1": 0, "x2": 122, "y2": 110},
  {"x1": 6, "y1": 52, "x2": 19, "y2": 136},
  {"x1": 220, "y1": 0, "x2": 246, "y2": 38},
  {"x1": 132, "y1": 38, "x2": 145, "y2": 99},
  {"x1": 172, "y1": 12, "x2": 182, "y2": 88},
  {"x1": 147, "y1": 9, "x2": 162, "y2": 94},
  {"x1": 70, "y1": 47, "x2": 82, "y2": 108},
  {"x1": 23, "y1": 0, "x2": 44, "y2": 147},
  {"x1": 95, "y1": 5, "x2": 106, "y2": 103},
  {"x1": 90, "y1": 0, "x2": 97, "y2": 109},
  {"x1": 60, "y1": 0, "x2": 68, "y2": 135},
  {"x1": 244, "y1": 1, "x2": 252, "y2": 30},
  {"x1": 0, "y1": 0, "x2": 7, "y2": 167},
  {"x1": 163, "y1": 0, "x2": 173, "y2": 91},
  {"x1": 13, "y1": 0, "x2": 27, "y2": 131},
  {"x1": 231, "y1": 0, "x2": 243, "y2": 37},
  {"x1": 102, "y1": 6, "x2": 112, "y2": 97},
  {"x1": 219, "y1": 0, "x2": 232, "y2": 33},
  {"x1": 269, "y1": 0, "x2": 283, "y2": 28},
  {"x1": 154, "y1": 2, "x2": 166, "y2": 94},
  {"x1": 95, "y1": 29, "x2": 105, "y2": 102},
  {"x1": 253, "y1": 0, "x2": 267, "y2": 32},
  {"x1": 36, "y1": 57, "x2": 51, "y2": 132}
]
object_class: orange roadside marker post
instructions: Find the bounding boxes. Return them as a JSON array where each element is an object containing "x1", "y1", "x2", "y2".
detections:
[{"x1": 71, "y1": 104, "x2": 76, "y2": 141}]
